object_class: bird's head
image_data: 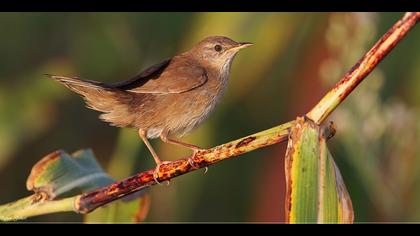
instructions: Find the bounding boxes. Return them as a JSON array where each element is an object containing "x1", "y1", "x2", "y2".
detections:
[{"x1": 189, "y1": 36, "x2": 253, "y2": 70}]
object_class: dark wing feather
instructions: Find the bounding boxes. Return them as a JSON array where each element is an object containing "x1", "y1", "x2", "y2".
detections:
[
  {"x1": 110, "y1": 58, "x2": 171, "y2": 90},
  {"x1": 111, "y1": 57, "x2": 208, "y2": 94}
]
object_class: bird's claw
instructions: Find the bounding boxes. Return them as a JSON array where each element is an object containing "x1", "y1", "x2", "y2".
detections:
[
  {"x1": 153, "y1": 161, "x2": 171, "y2": 186},
  {"x1": 188, "y1": 148, "x2": 208, "y2": 175}
]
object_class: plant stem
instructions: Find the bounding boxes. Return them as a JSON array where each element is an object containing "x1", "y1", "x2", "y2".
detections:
[
  {"x1": 75, "y1": 121, "x2": 293, "y2": 213},
  {"x1": 0, "y1": 121, "x2": 292, "y2": 220},
  {"x1": 0, "y1": 194, "x2": 75, "y2": 221},
  {"x1": 306, "y1": 12, "x2": 419, "y2": 124}
]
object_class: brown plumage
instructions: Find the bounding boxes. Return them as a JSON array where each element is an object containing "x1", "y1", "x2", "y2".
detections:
[{"x1": 49, "y1": 36, "x2": 252, "y2": 179}]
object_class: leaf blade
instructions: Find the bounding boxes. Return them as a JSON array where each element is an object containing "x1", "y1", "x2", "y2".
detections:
[
  {"x1": 26, "y1": 149, "x2": 114, "y2": 199},
  {"x1": 285, "y1": 117, "x2": 354, "y2": 224}
]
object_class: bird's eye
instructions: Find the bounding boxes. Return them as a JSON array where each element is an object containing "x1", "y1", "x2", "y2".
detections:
[{"x1": 214, "y1": 44, "x2": 223, "y2": 52}]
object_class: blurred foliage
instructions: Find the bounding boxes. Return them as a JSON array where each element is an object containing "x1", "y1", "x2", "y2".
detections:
[{"x1": 0, "y1": 12, "x2": 418, "y2": 222}]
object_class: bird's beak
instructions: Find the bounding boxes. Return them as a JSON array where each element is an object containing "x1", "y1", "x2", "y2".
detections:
[
  {"x1": 237, "y1": 42, "x2": 253, "y2": 49},
  {"x1": 238, "y1": 42, "x2": 253, "y2": 48},
  {"x1": 230, "y1": 42, "x2": 253, "y2": 51}
]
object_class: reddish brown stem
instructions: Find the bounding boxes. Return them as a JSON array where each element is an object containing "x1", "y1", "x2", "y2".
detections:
[
  {"x1": 306, "y1": 12, "x2": 420, "y2": 124},
  {"x1": 75, "y1": 122, "x2": 292, "y2": 213}
]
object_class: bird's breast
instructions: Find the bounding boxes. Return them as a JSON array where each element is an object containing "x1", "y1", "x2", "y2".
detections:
[
  {"x1": 165, "y1": 73, "x2": 229, "y2": 137},
  {"x1": 141, "y1": 62, "x2": 232, "y2": 138}
]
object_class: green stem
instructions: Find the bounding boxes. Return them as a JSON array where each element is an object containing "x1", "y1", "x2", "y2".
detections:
[
  {"x1": 0, "y1": 121, "x2": 293, "y2": 220},
  {"x1": 0, "y1": 194, "x2": 75, "y2": 221}
]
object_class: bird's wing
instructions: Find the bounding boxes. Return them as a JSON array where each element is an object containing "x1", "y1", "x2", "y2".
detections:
[{"x1": 111, "y1": 58, "x2": 208, "y2": 94}]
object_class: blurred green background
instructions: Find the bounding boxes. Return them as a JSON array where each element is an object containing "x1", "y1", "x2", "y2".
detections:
[{"x1": 0, "y1": 12, "x2": 419, "y2": 223}]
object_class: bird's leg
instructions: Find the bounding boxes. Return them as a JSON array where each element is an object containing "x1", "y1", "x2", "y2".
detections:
[
  {"x1": 160, "y1": 129, "x2": 208, "y2": 173},
  {"x1": 139, "y1": 129, "x2": 170, "y2": 184}
]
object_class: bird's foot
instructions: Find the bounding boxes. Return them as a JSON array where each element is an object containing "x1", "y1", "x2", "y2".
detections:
[
  {"x1": 188, "y1": 148, "x2": 208, "y2": 174},
  {"x1": 153, "y1": 161, "x2": 172, "y2": 185}
]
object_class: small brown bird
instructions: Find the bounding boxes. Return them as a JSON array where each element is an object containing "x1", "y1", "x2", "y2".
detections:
[{"x1": 49, "y1": 36, "x2": 252, "y2": 180}]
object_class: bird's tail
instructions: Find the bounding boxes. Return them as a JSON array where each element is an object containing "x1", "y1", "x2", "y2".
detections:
[{"x1": 48, "y1": 74, "x2": 135, "y2": 127}]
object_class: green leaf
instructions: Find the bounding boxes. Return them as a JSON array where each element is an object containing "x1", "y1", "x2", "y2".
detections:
[
  {"x1": 284, "y1": 117, "x2": 353, "y2": 223},
  {"x1": 26, "y1": 149, "x2": 114, "y2": 199},
  {"x1": 318, "y1": 137, "x2": 353, "y2": 223},
  {"x1": 0, "y1": 149, "x2": 114, "y2": 221}
]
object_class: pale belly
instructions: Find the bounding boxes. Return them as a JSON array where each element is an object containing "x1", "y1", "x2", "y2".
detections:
[{"x1": 143, "y1": 82, "x2": 227, "y2": 139}]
